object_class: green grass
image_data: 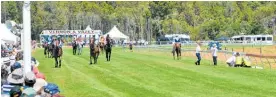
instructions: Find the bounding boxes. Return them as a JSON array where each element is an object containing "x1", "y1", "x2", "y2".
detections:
[{"x1": 32, "y1": 48, "x2": 276, "y2": 97}]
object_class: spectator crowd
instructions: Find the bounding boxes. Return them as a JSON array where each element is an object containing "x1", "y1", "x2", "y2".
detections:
[{"x1": 1, "y1": 42, "x2": 64, "y2": 97}]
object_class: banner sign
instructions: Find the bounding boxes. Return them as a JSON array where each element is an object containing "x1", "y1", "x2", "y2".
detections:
[{"x1": 41, "y1": 30, "x2": 101, "y2": 35}]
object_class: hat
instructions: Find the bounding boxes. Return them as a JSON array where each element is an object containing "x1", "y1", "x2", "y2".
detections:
[
  {"x1": 25, "y1": 72, "x2": 36, "y2": 85},
  {"x1": 10, "y1": 86, "x2": 23, "y2": 97},
  {"x1": 7, "y1": 68, "x2": 24, "y2": 84},
  {"x1": 36, "y1": 73, "x2": 45, "y2": 80},
  {"x1": 33, "y1": 78, "x2": 47, "y2": 92},
  {"x1": 44, "y1": 83, "x2": 60, "y2": 95},
  {"x1": 21, "y1": 88, "x2": 36, "y2": 97},
  {"x1": 11, "y1": 62, "x2": 21, "y2": 71}
]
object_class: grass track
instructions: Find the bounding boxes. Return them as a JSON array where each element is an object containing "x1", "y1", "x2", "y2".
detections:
[{"x1": 32, "y1": 48, "x2": 276, "y2": 97}]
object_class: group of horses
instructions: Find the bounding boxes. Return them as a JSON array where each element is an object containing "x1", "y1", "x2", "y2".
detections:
[
  {"x1": 87, "y1": 37, "x2": 112, "y2": 64},
  {"x1": 43, "y1": 40, "x2": 63, "y2": 68}
]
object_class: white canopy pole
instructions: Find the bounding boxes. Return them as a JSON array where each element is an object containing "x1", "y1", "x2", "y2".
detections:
[{"x1": 23, "y1": 1, "x2": 31, "y2": 74}]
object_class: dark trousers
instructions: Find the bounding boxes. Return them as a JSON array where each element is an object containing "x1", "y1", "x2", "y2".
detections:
[
  {"x1": 54, "y1": 57, "x2": 61, "y2": 67},
  {"x1": 106, "y1": 48, "x2": 111, "y2": 61},
  {"x1": 73, "y1": 47, "x2": 77, "y2": 55},
  {"x1": 196, "y1": 53, "x2": 201, "y2": 65},
  {"x1": 213, "y1": 56, "x2": 217, "y2": 65}
]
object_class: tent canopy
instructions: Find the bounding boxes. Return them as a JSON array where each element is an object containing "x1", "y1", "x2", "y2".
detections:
[
  {"x1": 0, "y1": 24, "x2": 18, "y2": 43},
  {"x1": 104, "y1": 26, "x2": 128, "y2": 39},
  {"x1": 85, "y1": 25, "x2": 92, "y2": 30}
]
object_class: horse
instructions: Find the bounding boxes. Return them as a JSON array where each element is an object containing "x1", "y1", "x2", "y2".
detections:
[
  {"x1": 99, "y1": 42, "x2": 105, "y2": 54},
  {"x1": 99, "y1": 36, "x2": 105, "y2": 54},
  {"x1": 172, "y1": 43, "x2": 181, "y2": 60},
  {"x1": 43, "y1": 43, "x2": 48, "y2": 58},
  {"x1": 105, "y1": 37, "x2": 112, "y2": 61},
  {"x1": 89, "y1": 38, "x2": 100, "y2": 64},
  {"x1": 53, "y1": 40, "x2": 63, "y2": 68},
  {"x1": 47, "y1": 42, "x2": 54, "y2": 58}
]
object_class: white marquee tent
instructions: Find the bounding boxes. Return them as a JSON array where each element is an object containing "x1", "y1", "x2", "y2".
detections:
[
  {"x1": 0, "y1": 24, "x2": 18, "y2": 44},
  {"x1": 104, "y1": 26, "x2": 128, "y2": 39}
]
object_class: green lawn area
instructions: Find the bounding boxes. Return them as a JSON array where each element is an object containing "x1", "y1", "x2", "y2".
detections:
[{"x1": 32, "y1": 47, "x2": 276, "y2": 97}]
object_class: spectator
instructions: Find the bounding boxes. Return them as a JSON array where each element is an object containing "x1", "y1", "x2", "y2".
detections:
[
  {"x1": 35, "y1": 73, "x2": 45, "y2": 80},
  {"x1": 9, "y1": 86, "x2": 23, "y2": 97},
  {"x1": 2, "y1": 69, "x2": 24, "y2": 95},
  {"x1": 21, "y1": 87, "x2": 36, "y2": 97},
  {"x1": 211, "y1": 44, "x2": 218, "y2": 66},
  {"x1": 10, "y1": 62, "x2": 21, "y2": 73},
  {"x1": 7, "y1": 69, "x2": 24, "y2": 86},
  {"x1": 226, "y1": 52, "x2": 236, "y2": 67},
  {"x1": 235, "y1": 52, "x2": 243, "y2": 67},
  {"x1": 43, "y1": 83, "x2": 60, "y2": 96},
  {"x1": 195, "y1": 41, "x2": 202, "y2": 65},
  {"x1": 24, "y1": 72, "x2": 36, "y2": 88},
  {"x1": 33, "y1": 78, "x2": 47, "y2": 96},
  {"x1": 1, "y1": 65, "x2": 9, "y2": 85}
]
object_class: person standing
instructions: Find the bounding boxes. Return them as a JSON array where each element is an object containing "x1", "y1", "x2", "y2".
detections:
[
  {"x1": 211, "y1": 44, "x2": 218, "y2": 66},
  {"x1": 195, "y1": 41, "x2": 201, "y2": 65}
]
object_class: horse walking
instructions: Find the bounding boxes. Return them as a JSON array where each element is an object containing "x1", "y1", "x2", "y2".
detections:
[
  {"x1": 53, "y1": 40, "x2": 63, "y2": 68},
  {"x1": 172, "y1": 43, "x2": 181, "y2": 60},
  {"x1": 105, "y1": 35, "x2": 112, "y2": 61},
  {"x1": 47, "y1": 42, "x2": 54, "y2": 58},
  {"x1": 99, "y1": 36, "x2": 105, "y2": 54},
  {"x1": 43, "y1": 42, "x2": 48, "y2": 58},
  {"x1": 89, "y1": 38, "x2": 100, "y2": 64}
]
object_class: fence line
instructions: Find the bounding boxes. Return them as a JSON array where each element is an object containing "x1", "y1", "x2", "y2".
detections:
[{"x1": 133, "y1": 45, "x2": 275, "y2": 70}]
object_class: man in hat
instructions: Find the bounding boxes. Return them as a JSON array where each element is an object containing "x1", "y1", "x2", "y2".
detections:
[
  {"x1": 2, "y1": 69, "x2": 24, "y2": 95},
  {"x1": 211, "y1": 44, "x2": 218, "y2": 66}
]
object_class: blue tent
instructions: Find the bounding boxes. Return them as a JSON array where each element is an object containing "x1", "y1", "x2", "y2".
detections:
[{"x1": 208, "y1": 42, "x2": 222, "y2": 50}]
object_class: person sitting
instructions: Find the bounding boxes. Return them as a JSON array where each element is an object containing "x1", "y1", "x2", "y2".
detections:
[
  {"x1": 2, "y1": 69, "x2": 24, "y2": 95},
  {"x1": 226, "y1": 52, "x2": 236, "y2": 67},
  {"x1": 235, "y1": 52, "x2": 243, "y2": 67},
  {"x1": 21, "y1": 87, "x2": 36, "y2": 97},
  {"x1": 9, "y1": 86, "x2": 23, "y2": 97}
]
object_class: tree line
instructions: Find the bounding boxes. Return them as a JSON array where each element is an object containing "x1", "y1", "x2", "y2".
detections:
[{"x1": 1, "y1": 1, "x2": 276, "y2": 41}]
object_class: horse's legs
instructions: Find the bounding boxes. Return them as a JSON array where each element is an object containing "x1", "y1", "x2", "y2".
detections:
[
  {"x1": 90, "y1": 55, "x2": 93, "y2": 64},
  {"x1": 59, "y1": 57, "x2": 62, "y2": 67},
  {"x1": 108, "y1": 50, "x2": 111, "y2": 61},
  {"x1": 105, "y1": 50, "x2": 108, "y2": 61},
  {"x1": 94, "y1": 54, "x2": 97, "y2": 64},
  {"x1": 54, "y1": 57, "x2": 58, "y2": 68}
]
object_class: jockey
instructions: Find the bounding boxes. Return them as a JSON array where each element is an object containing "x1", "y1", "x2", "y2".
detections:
[
  {"x1": 172, "y1": 35, "x2": 181, "y2": 52},
  {"x1": 57, "y1": 36, "x2": 63, "y2": 47},
  {"x1": 174, "y1": 35, "x2": 181, "y2": 45}
]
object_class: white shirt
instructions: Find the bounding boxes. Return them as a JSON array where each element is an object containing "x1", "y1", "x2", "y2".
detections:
[
  {"x1": 196, "y1": 44, "x2": 201, "y2": 53},
  {"x1": 226, "y1": 56, "x2": 236, "y2": 63},
  {"x1": 211, "y1": 47, "x2": 218, "y2": 56}
]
